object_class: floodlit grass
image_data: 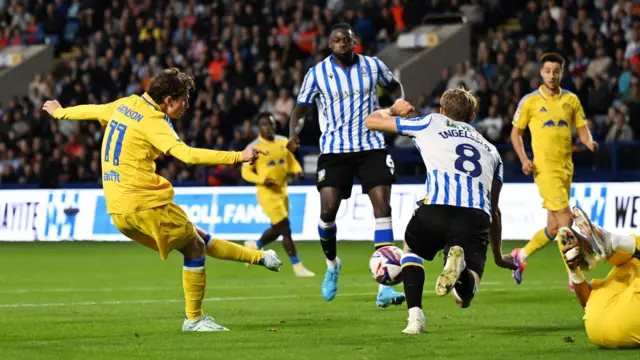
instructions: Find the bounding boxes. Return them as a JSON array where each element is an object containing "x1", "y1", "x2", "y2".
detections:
[{"x1": 0, "y1": 241, "x2": 628, "y2": 360}]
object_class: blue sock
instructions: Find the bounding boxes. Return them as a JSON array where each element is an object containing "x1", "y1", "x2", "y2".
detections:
[
  {"x1": 374, "y1": 217, "x2": 394, "y2": 249},
  {"x1": 256, "y1": 240, "x2": 264, "y2": 249},
  {"x1": 203, "y1": 233, "x2": 212, "y2": 246},
  {"x1": 289, "y1": 255, "x2": 300, "y2": 265},
  {"x1": 183, "y1": 257, "x2": 206, "y2": 270}
]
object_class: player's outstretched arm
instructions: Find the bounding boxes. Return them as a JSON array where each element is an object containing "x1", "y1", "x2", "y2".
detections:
[
  {"x1": 169, "y1": 143, "x2": 267, "y2": 166},
  {"x1": 489, "y1": 178, "x2": 518, "y2": 271},
  {"x1": 560, "y1": 242, "x2": 592, "y2": 308},
  {"x1": 365, "y1": 108, "x2": 397, "y2": 133},
  {"x1": 240, "y1": 158, "x2": 265, "y2": 184},
  {"x1": 43, "y1": 100, "x2": 115, "y2": 124},
  {"x1": 510, "y1": 127, "x2": 533, "y2": 175},
  {"x1": 287, "y1": 104, "x2": 312, "y2": 152},
  {"x1": 365, "y1": 100, "x2": 415, "y2": 134},
  {"x1": 576, "y1": 125, "x2": 598, "y2": 152}
]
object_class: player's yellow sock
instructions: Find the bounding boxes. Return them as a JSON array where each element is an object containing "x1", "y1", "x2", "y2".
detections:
[
  {"x1": 607, "y1": 234, "x2": 640, "y2": 265},
  {"x1": 183, "y1": 257, "x2": 206, "y2": 321},
  {"x1": 523, "y1": 228, "x2": 554, "y2": 259},
  {"x1": 203, "y1": 234, "x2": 263, "y2": 264}
]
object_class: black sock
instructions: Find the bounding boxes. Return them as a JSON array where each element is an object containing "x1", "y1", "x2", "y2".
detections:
[
  {"x1": 402, "y1": 265, "x2": 424, "y2": 309},
  {"x1": 401, "y1": 252, "x2": 425, "y2": 308},
  {"x1": 318, "y1": 221, "x2": 337, "y2": 261},
  {"x1": 454, "y1": 266, "x2": 476, "y2": 300}
]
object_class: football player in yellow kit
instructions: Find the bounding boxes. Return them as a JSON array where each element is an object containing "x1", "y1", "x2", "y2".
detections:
[
  {"x1": 510, "y1": 53, "x2": 598, "y2": 287},
  {"x1": 558, "y1": 206, "x2": 640, "y2": 349},
  {"x1": 241, "y1": 113, "x2": 315, "y2": 277},
  {"x1": 42, "y1": 68, "x2": 283, "y2": 332}
]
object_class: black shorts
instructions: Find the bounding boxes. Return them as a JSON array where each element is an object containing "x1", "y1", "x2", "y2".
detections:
[
  {"x1": 316, "y1": 149, "x2": 396, "y2": 199},
  {"x1": 405, "y1": 204, "x2": 490, "y2": 278}
]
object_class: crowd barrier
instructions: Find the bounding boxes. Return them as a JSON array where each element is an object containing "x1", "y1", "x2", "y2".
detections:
[{"x1": 0, "y1": 183, "x2": 636, "y2": 242}]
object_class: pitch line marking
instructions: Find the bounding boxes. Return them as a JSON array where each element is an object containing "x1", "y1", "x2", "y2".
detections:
[
  {"x1": 0, "y1": 285, "x2": 568, "y2": 308},
  {"x1": 0, "y1": 281, "x2": 561, "y2": 295}
]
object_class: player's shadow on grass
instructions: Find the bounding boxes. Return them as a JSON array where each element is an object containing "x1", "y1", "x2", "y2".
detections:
[{"x1": 488, "y1": 324, "x2": 585, "y2": 335}]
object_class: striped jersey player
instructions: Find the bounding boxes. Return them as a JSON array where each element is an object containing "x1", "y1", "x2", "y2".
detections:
[
  {"x1": 287, "y1": 22, "x2": 412, "y2": 308},
  {"x1": 364, "y1": 88, "x2": 517, "y2": 334}
]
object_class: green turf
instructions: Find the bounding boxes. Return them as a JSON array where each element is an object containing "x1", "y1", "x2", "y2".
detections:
[{"x1": 0, "y1": 241, "x2": 630, "y2": 360}]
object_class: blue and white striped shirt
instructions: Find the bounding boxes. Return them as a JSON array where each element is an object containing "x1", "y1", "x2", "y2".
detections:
[
  {"x1": 297, "y1": 54, "x2": 397, "y2": 154},
  {"x1": 396, "y1": 113, "x2": 504, "y2": 218}
]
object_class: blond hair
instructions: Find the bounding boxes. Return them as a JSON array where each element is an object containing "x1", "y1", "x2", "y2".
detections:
[{"x1": 440, "y1": 87, "x2": 477, "y2": 123}]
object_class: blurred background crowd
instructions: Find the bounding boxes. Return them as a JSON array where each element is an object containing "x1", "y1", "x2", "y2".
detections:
[{"x1": 0, "y1": 0, "x2": 638, "y2": 188}]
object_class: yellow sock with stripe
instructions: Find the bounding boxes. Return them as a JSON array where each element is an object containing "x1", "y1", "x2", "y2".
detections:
[
  {"x1": 183, "y1": 257, "x2": 206, "y2": 321},
  {"x1": 203, "y1": 233, "x2": 263, "y2": 264},
  {"x1": 400, "y1": 252, "x2": 425, "y2": 309},
  {"x1": 522, "y1": 228, "x2": 555, "y2": 260}
]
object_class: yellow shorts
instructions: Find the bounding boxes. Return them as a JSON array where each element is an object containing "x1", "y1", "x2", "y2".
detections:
[
  {"x1": 533, "y1": 171, "x2": 572, "y2": 211},
  {"x1": 258, "y1": 193, "x2": 289, "y2": 225},
  {"x1": 111, "y1": 203, "x2": 197, "y2": 260}
]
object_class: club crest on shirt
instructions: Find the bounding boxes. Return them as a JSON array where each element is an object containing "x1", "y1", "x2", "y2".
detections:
[{"x1": 318, "y1": 169, "x2": 326, "y2": 182}]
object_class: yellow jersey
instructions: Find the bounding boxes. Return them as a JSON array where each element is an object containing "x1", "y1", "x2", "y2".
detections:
[
  {"x1": 53, "y1": 93, "x2": 242, "y2": 214},
  {"x1": 512, "y1": 86, "x2": 587, "y2": 172},
  {"x1": 241, "y1": 135, "x2": 302, "y2": 195}
]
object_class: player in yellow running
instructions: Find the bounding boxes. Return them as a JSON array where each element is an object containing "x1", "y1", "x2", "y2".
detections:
[
  {"x1": 510, "y1": 53, "x2": 598, "y2": 287},
  {"x1": 558, "y1": 206, "x2": 640, "y2": 349},
  {"x1": 241, "y1": 113, "x2": 315, "y2": 277},
  {"x1": 42, "y1": 68, "x2": 283, "y2": 332}
]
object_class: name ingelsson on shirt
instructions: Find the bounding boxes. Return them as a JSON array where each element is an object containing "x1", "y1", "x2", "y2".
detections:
[
  {"x1": 116, "y1": 104, "x2": 144, "y2": 122},
  {"x1": 438, "y1": 129, "x2": 491, "y2": 152}
]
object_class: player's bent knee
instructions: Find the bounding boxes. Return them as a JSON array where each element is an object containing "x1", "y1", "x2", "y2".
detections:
[
  {"x1": 273, "y1": 219, "x2": 291, "y2": 234},
  {"x1": 372, "y1": 204, "x2": 391, "y2": 219},
  {"x1": 320, "y1": 208, "x2": 339, "y2": 223},
  {"x1": 180, "y1": 235, "x2": 206, "y2": 259}
]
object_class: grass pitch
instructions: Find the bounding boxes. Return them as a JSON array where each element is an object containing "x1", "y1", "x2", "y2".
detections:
[{"x1": 0, "y1": 241, "x2": 630, "y2": 360}]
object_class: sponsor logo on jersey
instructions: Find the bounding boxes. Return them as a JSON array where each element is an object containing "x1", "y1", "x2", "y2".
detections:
[
  {"x1": 103, "y1": 170, "x2": 121, "y2": 183},
  {"x1": 542, "y1": 120, "x2": 555, "y2": 127}
]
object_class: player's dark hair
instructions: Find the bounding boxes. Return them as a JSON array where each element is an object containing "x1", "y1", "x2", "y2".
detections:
[
  {"x1": 440, "y1": 87, "x2": 477, "y2": 124},
  {"x1": 255, "y1": 112, "x2": 276, "y2": 128},
  {"x1": 147, "y1": 68, "x2": 195, "y2": 105},
  {"x1": 540, "y1": 52, "x2": 565, "y2": 68},
  {"x1": 330, "y1": 22, "x2": 354, "y2": 35}
]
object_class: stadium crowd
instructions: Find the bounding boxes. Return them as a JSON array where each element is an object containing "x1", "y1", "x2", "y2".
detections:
[
  {"x1": 0, "y1": 0, "x2": 638, "y2": 188},
  {"x1": 399, "y1": 0, "x2": 640, "y2": 172}
]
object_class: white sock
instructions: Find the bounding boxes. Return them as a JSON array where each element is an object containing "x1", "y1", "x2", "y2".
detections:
[
  {"x1": 378, "y1": 283, "x2": 389, "y2": 292},
  {"x1": 611, "y1": 234, "x2": 636, "y2": 255},
  {"x1": 326, "y1": 257, "x2": 338, "y2": 269},
  {"x1": 519, "y1": 248, "x2": 528, "y2": 261},
  {"x1": 408, "y1": 307, "x2": 424, "y2": 321}
]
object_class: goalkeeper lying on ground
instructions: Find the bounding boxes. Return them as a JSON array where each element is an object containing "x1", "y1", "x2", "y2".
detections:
[{"x1": 558, "y1": 206, "x2": 640, "y2": 348}]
